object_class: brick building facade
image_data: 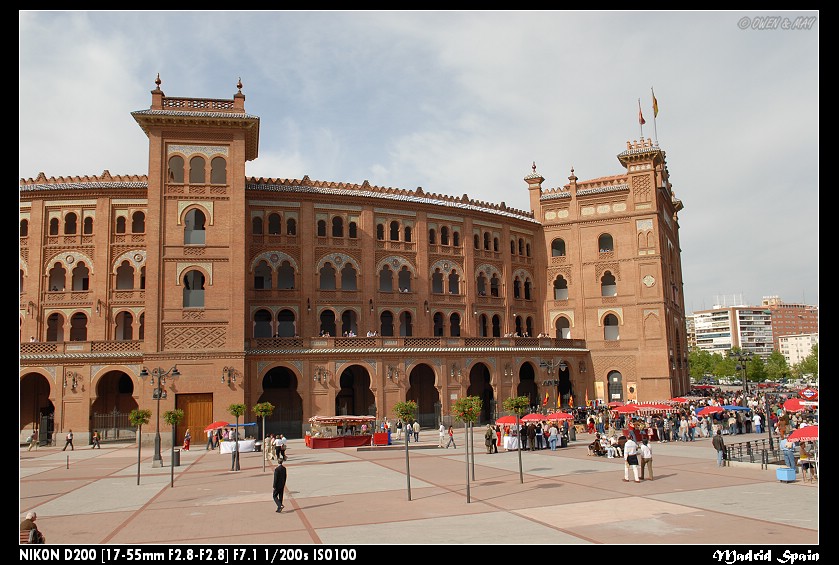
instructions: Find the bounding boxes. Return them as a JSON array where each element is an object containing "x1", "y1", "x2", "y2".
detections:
[{"x1": 19, "y1": 78, "x2": 688, "y2": 447}]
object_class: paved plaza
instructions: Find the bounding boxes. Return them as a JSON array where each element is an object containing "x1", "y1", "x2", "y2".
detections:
[{"x1": 20, "y1": 428, "x2": 818, "y2": 547}]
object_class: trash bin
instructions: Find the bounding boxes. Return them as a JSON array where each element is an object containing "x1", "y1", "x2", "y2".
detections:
[
  {"x1": 172, "y1": 449, "x2": 181, "y2": 467},
  {"x1": 560, "y1": 435, "x2": 568, "y2": 448}
]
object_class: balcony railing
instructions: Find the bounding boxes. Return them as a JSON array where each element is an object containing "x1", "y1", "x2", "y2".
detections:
[{"x1": 248, "y1": 336, "x2": 587, "y2": 351}]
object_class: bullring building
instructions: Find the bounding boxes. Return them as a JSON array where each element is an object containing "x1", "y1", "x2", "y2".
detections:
[{"x1": 19, "y1": 77, "x2": 688, "y2": 447}]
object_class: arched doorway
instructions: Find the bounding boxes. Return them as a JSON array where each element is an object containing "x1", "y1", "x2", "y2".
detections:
[
  {"x1": 335, "y1": 365, "x2": 375, "y2": 417},
  {"x1": 406, "y1": 364, "x2": 439, "y2": 428},
  {"x1": 20, "y1": 372, "x2": 55, "y2": 445},
  {"x1": 608, "y1": 370, "x2": 624, "y2": 403},
  {"x1": 91, "y1": 371, "x2": 138, "y2": 443},
  {"x1": 466, "y1": 363, "x2": 494, "y2": 424},
  {"x1": 257, "y1": 367, "x2": 304, "y2": 438},
  {"x1": 516, "y1": 363, "x2": 538, "y2": 411},
  {"x1": 558, "y1": 364, "x2": 574, "y2": 409}
]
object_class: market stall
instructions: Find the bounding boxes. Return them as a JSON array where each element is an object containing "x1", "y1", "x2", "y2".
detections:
[
  {"x1": 219, "y1": 439, "x2": 256, "y2": 453},
  {"x1": 306, "y1": 415, "x2": 377, "y2": 448}
]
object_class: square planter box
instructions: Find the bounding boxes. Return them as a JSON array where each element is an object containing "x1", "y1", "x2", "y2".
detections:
[{"x1": 776, "y1": 467, "x2": 796, "y2": 483}]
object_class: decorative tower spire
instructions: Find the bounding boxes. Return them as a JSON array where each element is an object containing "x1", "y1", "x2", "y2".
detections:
[
  {"x1": 237, "y1": 77, "x2": 243, "y2": 94},
  {"x1": 154, "y1": 73, "x2": 161, "y2": 90}
]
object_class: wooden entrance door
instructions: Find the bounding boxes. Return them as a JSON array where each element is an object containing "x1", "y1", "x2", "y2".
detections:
[{"x1": 175, "y1": 393, "x2": 212, "y2": 447}]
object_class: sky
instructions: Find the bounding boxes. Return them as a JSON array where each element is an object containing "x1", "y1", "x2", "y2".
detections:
[{"x1": 19, "y1": 11, "x2": 819, "y2": 314}]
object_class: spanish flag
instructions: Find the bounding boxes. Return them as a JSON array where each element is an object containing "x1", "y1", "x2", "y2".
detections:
[
  {"x1": 543, "y1": 392, "x2": 549, "y2": 406},
  {"x1": 585, "y1": 389, "x2": 590, "y2": 407},
  {"x1": 652, "y1": 88, "x2": 659, "y2": 118},
  {"x1": 638, "y1": 98, "x2": 646, "y2": 126},
  {"x1": 557, "y1": 395, "x2": 562, "y2": 408}
]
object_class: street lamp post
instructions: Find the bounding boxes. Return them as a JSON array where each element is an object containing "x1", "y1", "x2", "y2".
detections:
[
  {"x1": 542, "y1": 359, "x2": 567, "y2": 411},
  {"x1": 139, "y1": 365, "x2": 181, "y2": 468},
  {"x1": 729, "y1": 351, "x2": 752, "y2": 397}
]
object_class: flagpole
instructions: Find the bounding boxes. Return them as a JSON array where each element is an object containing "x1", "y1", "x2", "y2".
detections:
[
  {"x1": 651, "y1": 87, "x2": 659, "y2": 144},
  {"x1": 638, "y1": 98, "x2": 644, "y2": 138}
]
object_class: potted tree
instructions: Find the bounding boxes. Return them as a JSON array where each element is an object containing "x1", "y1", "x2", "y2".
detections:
[
  {"x1": 227, "y1": 403, "x2": 246, "y2": 471},
  {"x1": 393, "y1": 400, "x2": 418, "y2": 501},
  {"x1": 503, "y1": 395, "x2": 530, "y2": 483},
  {"x1": 452, "y1": 395, "x2": 482, "y2": 502},
  {"x1": 253, "y1": 401, "x2": 275, "y2": 472},
  {"x1": 163, "y1": 408, "x2": 185, "y2": 487},
  {"x1": 129, "y1": 408, "x2": 151, "y2": 485}
]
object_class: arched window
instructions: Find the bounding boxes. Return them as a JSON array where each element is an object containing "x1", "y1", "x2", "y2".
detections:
[
  {"x1": 83, "y1": 217, "x2": 94, "y2": 235},
  {"x1": 254, "y1": 260, "x2": 272, "y2": 289},
  {"x1": 404, "y1": 226, "x2": 412, "y2": 242},
  {"x1": 449, "y1": 313, "x2": 461, "y2": 337},
  {"x1": 599, "y1": 233, "x2": 614, "y2": 253},
  {"x1": 341, "y1": 309, "x2": 358, "y2": 336},
  {"x1": 490, "y1": 274, "x2": 500, "y2": 297},
  {"x1": 453, "y1": 231, "x2": 460, "y2": 247},
  {"x1": 474, "y1": 234, "x2": 480, "y2": 249},
  {"x1": 116, "y1": 261, "x2": 134, "y2": 290},
  {"x1": 287, "y1": 218, "x2": 297, "y2": 235},
  {"x1": 553, "y1": 276, "x2": 569, "y2": 300},
  {"x1": 604, "y1": 313, "x2": 620, "y2": 341},
  {"x1": 478, "y1": 314, "x2": 488, "y2": 337},
  {"x1": 518, "y1": 238, "x2": 524, "y2": 255},
  {"x1": 317, "y1": 220, "x2": 327, "y2": 237},
  {"x1": 429, "y1": 228, "x2": 436, "y2": 244},
  {"x1": 20, "y1": 219, "x2": 28, "y2": 237},
  {"x1": 115, "y1": 217, "x2": 126, "y2": 234},
  {"x1": 476, "y1": 273, "x2": 487, "y2": 296},
  {"x1": 524, "y1": 278, "x2": 532, "y2": 300},
  {"x1": 493, "y1": 237, "x2": 499, "y2": 252},
  {"x1": 510, "y1": 239, "x2": 516, "y2": 254},
  {"x1": 556, "y1": 316, "x2": 571, "y2": 339},
  {"x1": 64, "y1": 213, "x2": 77, "y2": 235},
  {"x1": 431, "y1": 270, "x2": 444, "y2": 293},
  {"x1": 433, "y1": 312, "x2": 444, "y2": 336},
  {"x1": 319, "y1": 310, "x2": 337, "y2": 337},
  {"x1": 448, "y1": 270, "x2": 460, "y2": 294},
  {"x1": 380, "y1": 311, "x2": 395, "y2": 337},
  {"x1": 140, "y1": 266, "x2": 146, "y2": 289},
  {"x1": 340, "y1": 264, "x2": 357, "y2": 291},
  {"x1": 278, "y1": 261, "x2": 295, "y2": 289},
  {"x1": 379, "y1": 265, "x2": 394, "y2": 292},
  {"x1": 254, "y1": 309, "x2": 273, "y2": 338},
  {"x1": 71, "y1": 262, "x2": 89, "y2": 291},
  {"x1": 514, "y1": 315, "x2": 523, "y2": 336},
  {"x1": 526, "y1": 317, "x2": 534, "y2": 337},
  {"x1": 399, "y1": 311, "x2": 413, "y2": 337},
  {"x1": 277, "y1": 309, "x2": 296, "y2": 337},
  {"x1": 551, "y1": 238, "x2": 566, "y2": 257},
  {"x1": 69, "y1": 312, "x2": 88, "y2": 342},
  {"x1": 252, "y1": 217, "x2": 263, "y2": 235},
  {"x1": 483, "y1": 233, "x2": 490, "y2": 250},
  {"x1": 491, "y1": 314, "x2": 501, "y2": 337},
  {"x1": 168, "y1": 155, "x2": 185, "y2": 183},
  {"x1": 268, "y1": 213, "x2": 282, "y2": 235},
  {"x1": 46, "y1": 312, "x2": 64, "y2": 342},
  {"x1": 398, "y1": 266, "x2": 412, "y2": 292},
  {"x1": 389, "y1": 221, "x2": 400, "y2": 241},
  {"x1": 139, "y1": 312, "x2": 145, "y2": 340},
  {"x1": 332, "y1": 216, "x2": 344, "y2": 237},
  {"x1": 182, "y1": 270, "x2": 205, "y2": 307},
  {"x1": 319, "y1": 263, "x2": 336, "y2": 290},
  {"x1": 525, "y1": 243, "x2": 531, "y2": 257},
  {"x1": 377, "y1": 224, "x2": 385, "y2": 240},
  {"x1": 115, "y1": 311, "x2": 134, "y2": 340},
  {"x1": 131, "y1": 212, "x2": 145, "y2": 234},
  {"x1": 49, "y1": 264, "x2": 66, "y2": 291},
  {"x1": 184, "y1": 208, "x2": 206, "y2": 245},
  {"x1": 440, "y1": 226, "x2": 449, "y2": 246},
  {"x1": 210, "y1": 156, "x2": 227, "y2": 184},
  {"x1": 513, "y1": 277, "x2": 521, "y2": 299},
  {"x1": 601, "y1": 271, "x2": 617, "y2": 297},
  {"x1": 189, "y1": 156, "x2": 206, "y2": 184},
  {"x1": 348, "y1": 221, "x2": 358, "y2": 239}
]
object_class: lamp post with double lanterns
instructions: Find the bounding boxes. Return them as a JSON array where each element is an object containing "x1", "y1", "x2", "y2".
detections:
[
  {"x1": 139, "y1": 365, "x2": 181, "y2": 467},
  {"x1": 541, "y1": 359, "x2": 568, "y2": 412},
  {"x1": 729, "y1": 350, "x2": 753, "y2": 397}
]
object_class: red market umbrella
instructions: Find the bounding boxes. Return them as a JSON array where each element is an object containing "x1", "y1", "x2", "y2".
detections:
[
  {"x1": 546, "y1": 412, "x2": 574, "y2": 420},
  {"x1": 670, "y1": 397, "x2": 687, "y2": 403},
  {"x1": 496, "y1": 415, "x2": 518, "y2": 425},
  {"x1": 694, "y1": 385, "x2": 716, "y2": 390},
  {"x1": 635, "y1": 403, "x2": 674, "y2": 414},
  {"x1": 608, "y1": 401, "x2": 624, "y2": 407},
  {"x1": 783, "y1": 398, "x2": 807, "y2": 413},
  {"x1": 613, "y1": 405, "x2": 637, "y2": 414},
  {"x1": 521, "y1": 413, "x2": 545, "y2": 422},
  {"x1": 788, "y1": 425, "x2": 818, "y2": 442},
  {"x1": 696, "y1": 406, "x2": 724, "y2": 416},
  {"x1": 204, "y1": 421, "x2": 229, "y2": 432}
]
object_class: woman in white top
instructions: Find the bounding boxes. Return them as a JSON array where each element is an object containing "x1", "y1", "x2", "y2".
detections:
[{"x1": 623, "y1": 437, "x2": 640, "y2": 482}]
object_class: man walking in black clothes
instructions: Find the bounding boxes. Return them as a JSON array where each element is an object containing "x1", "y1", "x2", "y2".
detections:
[{"x1": 273, "y1": 459, "x2": 287, "y2": 512}]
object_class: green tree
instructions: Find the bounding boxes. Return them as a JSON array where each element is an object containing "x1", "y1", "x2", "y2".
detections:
[
  {"x1": 794, "y1": 344, "x2": 818, "y2": 382},
  {"x1": 227, "y1": 403, "x2": 246, "y2": 471},
  {"x1": 688, "y1": 347, "x2": 717, "y2": 380},
  {"x1": 392, "y1": 400, "x2": 418, "y2": 501},
  {"x1": 129, "y1": 408, "x2": 152, "y2": 485},
  {"x1": 503, "y1": 395, "x2": 530, "y2": 484},
  {"x1": 163, "y1": 409, "x2": 185, "y2": 487},
  {"x1": 452, "y1": 396, "x2": 482, "y2": 500},
  {"x1": 253, "y1": 401, "x2": 275, "y2": 472},
  {"x1": 764, "y1": 351, "x2": 790, "y2": 382}
]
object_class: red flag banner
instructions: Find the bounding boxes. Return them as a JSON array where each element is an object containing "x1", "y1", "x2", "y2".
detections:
[
  {"x1": 638, "y1": 99, "x2": 646, "y2": 125},
  {"x1": 543, "y1": 392, "x2": 549, "y2": 406}
]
